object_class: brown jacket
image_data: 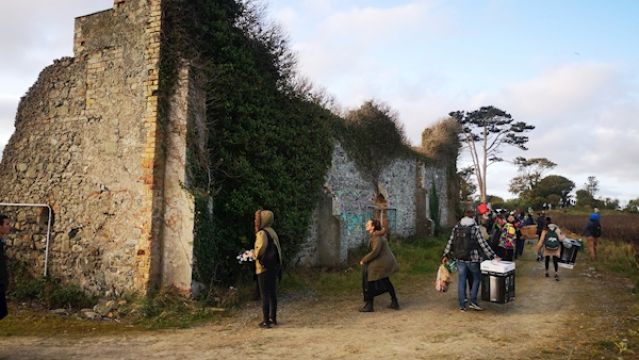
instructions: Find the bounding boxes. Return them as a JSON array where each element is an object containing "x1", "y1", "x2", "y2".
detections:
[
  {"x1": 361, "y1": 229, "x2": 399, "y2": 281},
  {"x1": 254, "y1": 210, "x2": 282, "y2": 275}
]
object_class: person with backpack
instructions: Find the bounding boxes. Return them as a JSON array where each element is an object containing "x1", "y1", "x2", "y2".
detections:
[
  {"x1": 254, "y1": 209, "x2": 282, "y2": 328},
  {"x1": 358, "y1": 218, "x2": 400, "y2": 312},
  {"x1": 442, "y1": 210, "x2": 499, "y2": 311},
  {"x1": 535, "y1": 218, "x2": 565, "y2": 281},
  {"x1": 584, "y1": 210, "x2": 602, "y2": 261}
]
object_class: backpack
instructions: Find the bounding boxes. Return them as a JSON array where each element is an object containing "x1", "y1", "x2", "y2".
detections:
[
  {"x1": 452, "y1": 225, "x2": 477, "y2": 260},
  {"x1": 543, "y1": 229, "x2": 561, "y2": 250},
  {"x1": 257, "y1": 230, "x2": 280, "y2": 271},
  {"x1": 592, "y1": 222, "x2": 602, "y2": 237}
]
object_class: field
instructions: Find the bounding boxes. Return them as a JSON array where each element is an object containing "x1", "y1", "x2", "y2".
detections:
[{"x1": 550, "y1": 211, "x2": 639, "y2": 246}]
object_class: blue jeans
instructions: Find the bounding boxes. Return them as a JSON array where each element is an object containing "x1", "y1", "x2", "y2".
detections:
[{"x1": 457, "y1": 261, "x2": 481, "y2": 308}]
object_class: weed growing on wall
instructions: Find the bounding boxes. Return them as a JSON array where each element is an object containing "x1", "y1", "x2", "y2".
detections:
[{"x1": 336, "y1": 100, "x2": 413, "y2": 188}]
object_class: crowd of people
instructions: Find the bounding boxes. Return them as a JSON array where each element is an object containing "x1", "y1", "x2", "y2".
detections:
[{"x1": 440, "y1": 205, "x2": 602, "y2": 312}]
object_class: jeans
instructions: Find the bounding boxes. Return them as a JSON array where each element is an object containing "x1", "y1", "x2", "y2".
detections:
[{"x1": 457, "y1": 261, "x2": 481, "y2": 309}]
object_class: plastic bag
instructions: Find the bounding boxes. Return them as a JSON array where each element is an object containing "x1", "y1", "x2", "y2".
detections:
[
  {"x1": 435, "y1": 264, "x2": 452, "y2": 292},
  {"x1": 446, "y1": 259, "x2": 458, "y2": 273}
]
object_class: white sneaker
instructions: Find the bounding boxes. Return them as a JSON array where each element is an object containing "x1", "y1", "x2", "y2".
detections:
[{"x1": 469, "y1": 303, "x2": 484, "y2": 311}]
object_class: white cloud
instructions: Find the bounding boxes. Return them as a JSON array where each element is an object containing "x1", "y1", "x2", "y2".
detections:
[
  {"x1": 284, "y1": 1, "x2": 455, "y2": 103},
  {"x1": 0, "y1": 1, "x2": 112, "y2": 160}
]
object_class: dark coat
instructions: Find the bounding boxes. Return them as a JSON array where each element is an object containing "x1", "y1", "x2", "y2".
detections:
[
  {"x1": 536, "y1": 216, "x2": 546, "y2": 235},
  {"x1": 0, "y1": 238, "x2": 7, "y2": 287},
  {"x1": 361, "y1": 229, "x2": 399, "y2": 281}
]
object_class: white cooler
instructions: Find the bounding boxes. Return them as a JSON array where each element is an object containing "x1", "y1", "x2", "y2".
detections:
[
  {"x1": 558, "y1": 239, "x2": 582, "y2": 269},
  {"x1": 480, "y1": 260, "x2": 516, "y2": 304}
]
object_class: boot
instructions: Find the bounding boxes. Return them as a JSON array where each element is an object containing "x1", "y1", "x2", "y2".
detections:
[
  {"x1": 359, "y1": 300, "x2": 374, "y2": 312},
  {"x1": 388, "y1": 298, "x2": 400, "y2": 310}
]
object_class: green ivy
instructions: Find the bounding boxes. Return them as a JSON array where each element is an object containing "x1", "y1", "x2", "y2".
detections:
[{"x1": 162, "y1": 0, "x2": 334, "y2": 287}]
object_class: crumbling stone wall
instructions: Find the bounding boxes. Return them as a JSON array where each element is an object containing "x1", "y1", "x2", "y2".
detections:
[
  {"x1": 0, "y1": 0, "x2": 199, "y2": 296},
  {"x1": 0, "y1": 0, "x2": 455, "y2": 291},
  {"x1": 296, "y1": 143, "x2": 452, "y2": 266}
]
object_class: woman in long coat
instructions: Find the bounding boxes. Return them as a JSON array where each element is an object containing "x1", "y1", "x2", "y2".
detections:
[{"x1": 359, "y1": 219, "x2": 400, "y2": 312}]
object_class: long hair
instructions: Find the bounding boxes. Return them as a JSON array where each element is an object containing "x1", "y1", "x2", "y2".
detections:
[{"x1": 369, "y1": 218, "x2": 382, "y2": 231}]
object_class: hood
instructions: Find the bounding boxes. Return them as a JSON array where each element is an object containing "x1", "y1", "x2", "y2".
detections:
[
  {"x1": 259, "y1": 210, "x2": 274, "y2": 229},
  {"x1": 460, "y1": 217, "x2": 476, "y2": 226}
]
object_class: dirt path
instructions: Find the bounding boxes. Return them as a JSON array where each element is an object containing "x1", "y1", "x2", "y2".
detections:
[{"x1": 1, "y1": 247, "x2": 636, "y2": 360}]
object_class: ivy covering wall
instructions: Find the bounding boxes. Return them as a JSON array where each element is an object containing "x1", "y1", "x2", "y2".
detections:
[
  {"x1": 161, "y1": 0, "x2": 456, "y2": 290},
  {"x1": 163, "y1": 0, "x2": 335, "y2": 287}
]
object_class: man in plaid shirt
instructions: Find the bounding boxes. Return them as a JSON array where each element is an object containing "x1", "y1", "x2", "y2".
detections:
[{"x1": 442, "y1": 210, "x2": 499, "y2": 311}]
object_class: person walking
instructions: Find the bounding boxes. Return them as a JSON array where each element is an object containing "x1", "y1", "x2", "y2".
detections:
[
  {"x1": 535, "y1": 212, "x2": 547, "y2": 262},
  {"x1": 584, "y1": 210, "x2": 602, "y2": 261},
  {"x1": 495, "y1": 215, "x2": 517, "y2": 261},
  {"x1": 442, "y1": 210, "x2": 499, "y2": 311},
  {"x1": 488, "y1": 214, "x2": 506, "y2": 254},
  {"x1": 254, "y1": 210, "x2": 282, "y2": 328},
  {"x1": 0, "y1": 214, "x2": 12, "y2": 320},
  {"x1": 536, "y1": 218, "x2": 565, "y2": 281},
  {"x1": 513, "y1": 211, "x2": 525, "y2": 259},
  {"x1": 359, "y1": 219, "x2": 400, "y2": 312}
]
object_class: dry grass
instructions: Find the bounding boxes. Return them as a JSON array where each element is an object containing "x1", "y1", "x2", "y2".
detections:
[{"x1": 551, "y1": 211, "x2": 639, "y2": 247}]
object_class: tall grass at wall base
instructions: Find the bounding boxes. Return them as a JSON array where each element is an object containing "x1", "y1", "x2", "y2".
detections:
[{"x1": 279, "y1": 234, "x2": 449, "y2": 297}]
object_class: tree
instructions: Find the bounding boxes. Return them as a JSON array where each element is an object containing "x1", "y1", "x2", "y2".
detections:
[
  {"x1": 624, "y1": 198, "x2": 639, "y2": 213},
  {"x1": 509, "y1": 157, "x2": 556, "y2": 197},
  {"x1": 584, "y1": 176, "x2": 599, "y2": 197},
  {"x1": 458, "y1": 166, "x2": 477, "y2": 202},
  {"x1": 546, "y1": 194, "x2": 562, "y2": 208},
  {"x1": 449, "y1": 106, "x2": 535, "y2": 202},
  {"x1": 602, "y1": 197, "x2": 620, "y2": 210},
  {"x1": 575, "y1": 189, "x2": 594, "y2": 208},
  {"x1": 487, "y1": 195, "x2": 505, "y2": 209},
  {"x1": 531, "y1": 175, "x2": 575, "y2": 206}
]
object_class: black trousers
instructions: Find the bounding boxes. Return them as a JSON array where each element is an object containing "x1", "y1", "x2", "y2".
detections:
[
  {"x1": 0, "y1": 284, "x2": 7, "y2": 320},
  {"x1": 362, "y1": 265, "x2": 397, "y2": 302},
  {"x1": 495, "y1": 247, "x2": 514, "y2": 261},
  {"x1": 545, "y1": 256, "x2": 559, "y2": 272},
  {"x1": 516, "y1": 238, "x2": 525, "y2": 257},
  {"x1": 257, "y1": 271, "x2": 277, "y2": 323}
]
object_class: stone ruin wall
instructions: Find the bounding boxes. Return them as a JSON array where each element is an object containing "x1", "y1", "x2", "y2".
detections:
[
  {"x1": 295, "y1": 143, "x2": 452, "y2": 267},
  {"x1": 0, "y1": 0, "x2": 456, "y2": 294},
  {"x1": 0, "y1": 0, "x2": 200, "y2": 296}
]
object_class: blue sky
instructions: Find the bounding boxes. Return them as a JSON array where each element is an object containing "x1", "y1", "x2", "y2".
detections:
[{"x1": 0, "y1": 0, "x2": 637, "y2": 204}]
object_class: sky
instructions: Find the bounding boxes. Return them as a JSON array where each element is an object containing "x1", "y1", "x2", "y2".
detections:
[{"x1": 1, "y1": 0, "x2": 637, "y2": 204}]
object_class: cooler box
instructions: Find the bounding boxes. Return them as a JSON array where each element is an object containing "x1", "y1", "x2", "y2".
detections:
[
  {"x1": 558, "y1": 239, "x2": 582, "y2": 269},
  {"x1": 480, "y1": 260, "x2": 516, "y2": 304}
]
